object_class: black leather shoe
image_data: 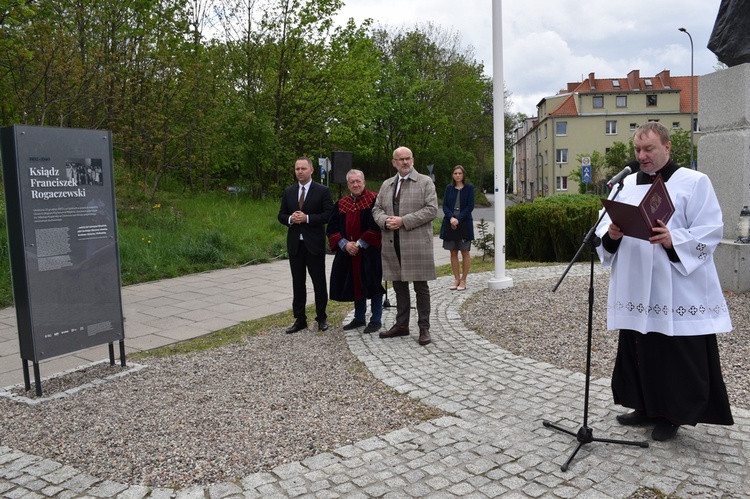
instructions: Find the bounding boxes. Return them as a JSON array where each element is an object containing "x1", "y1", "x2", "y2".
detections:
[
  {"x1": 342, "y1": 319, "x2": 366, "y2": 331},
  {"x1": 285, "y1": 321, "x2": 307, "y2": 334},
  {"x1": 418, "y1": 328, "x2": 432, "y2": 346},
  {"x1": 652, "y1": 421, "x2": 679, "y2": 441},
  {"x1": 616, "y1": 410, "x2": 657, "y2": 426},
  {"x1": 363, "y1": 322, "x2": 382, "y2": 334},
  {"x1": 379, "y1": 325, "x2": 409, "y2": 338},
  {"x1": 317, "y1": 321, "x2": 330, "y2": 331}
]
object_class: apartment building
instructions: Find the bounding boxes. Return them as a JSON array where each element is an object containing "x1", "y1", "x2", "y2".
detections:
[{"x1": 513, "y1": 69, "x2": 698, "y2": 200}]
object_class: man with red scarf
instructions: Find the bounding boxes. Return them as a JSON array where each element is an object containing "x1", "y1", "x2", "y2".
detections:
[{"x1": 327, "y1": 169, "x2": 385, "y2": 333}]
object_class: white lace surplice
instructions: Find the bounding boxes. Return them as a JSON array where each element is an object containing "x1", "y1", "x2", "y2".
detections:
[{"x1": 595, "y1": 168, "x2": 732, "y2": 337}]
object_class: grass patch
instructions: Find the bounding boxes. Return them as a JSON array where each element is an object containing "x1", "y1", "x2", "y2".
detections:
[{"x1": 116, "y1": 193, "x2": 288, "y2": 285}]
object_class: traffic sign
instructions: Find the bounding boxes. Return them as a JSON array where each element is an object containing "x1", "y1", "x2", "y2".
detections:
[{"x1": 582, "y1": 165, "x2": 592, "y2": 184}]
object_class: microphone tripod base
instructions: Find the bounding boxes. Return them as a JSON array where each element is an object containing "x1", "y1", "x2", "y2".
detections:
[{"x1": 543, "y1": 421, "x2": 649, "y2": 472}]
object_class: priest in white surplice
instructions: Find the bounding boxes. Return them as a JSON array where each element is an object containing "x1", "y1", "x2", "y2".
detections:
[{"x1": 596, "y1": 122, "x2": 733, "y2": 442}]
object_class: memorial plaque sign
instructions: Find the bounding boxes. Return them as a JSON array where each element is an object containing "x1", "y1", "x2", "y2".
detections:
[{"x1": 1, "y1": 125, "x2": 124, "y2": 366}]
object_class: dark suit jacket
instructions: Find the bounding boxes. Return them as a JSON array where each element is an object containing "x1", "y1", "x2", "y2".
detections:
[{"x1": 278, "y1": 181, "x2": 334, "y2": 256}]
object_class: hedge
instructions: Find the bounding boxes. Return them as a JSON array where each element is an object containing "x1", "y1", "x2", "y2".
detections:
[{"x1": 506, "y1": 194, "x2": 603, "y2": 262}]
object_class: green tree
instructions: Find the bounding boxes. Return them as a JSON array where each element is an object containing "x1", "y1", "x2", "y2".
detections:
[
  {"x1": 669, "y1": 128, "x2": 696, "y2": 168},
  {"x1": 369, "y1": 23, "x2": 490, "y2": 186},
  {"x1": 604, "y1": 141, "x2": 632, "y2": 175},
  {"x1": 569, "y1": 150, "x2": 607, "y2": 195},
  {"x1": 0, "y1": 0, "x2": 496, "y2": 198}
]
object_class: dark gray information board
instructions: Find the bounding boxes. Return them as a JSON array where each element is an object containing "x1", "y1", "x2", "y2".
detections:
[{"x1": 1, "y1": 125, "x2": 124, "y2": 362}]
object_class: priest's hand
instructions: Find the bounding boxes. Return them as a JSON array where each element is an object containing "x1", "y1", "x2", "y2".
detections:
[
  {"x1": 649, "y1": 219, "x2": 672, "y2": 249},
  {"x1": 608, "y1": 222, "x2": 623, "y2": 241}
]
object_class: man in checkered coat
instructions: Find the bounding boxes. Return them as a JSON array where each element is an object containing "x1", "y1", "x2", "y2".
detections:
[{"x1": 372, "y1": 146, "x2": 438, "y2": 346}]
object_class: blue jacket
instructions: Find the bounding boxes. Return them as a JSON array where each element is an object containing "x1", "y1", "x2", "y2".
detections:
[{"x1": 439, "y1": 183, "x2": 475, "y2": 241}]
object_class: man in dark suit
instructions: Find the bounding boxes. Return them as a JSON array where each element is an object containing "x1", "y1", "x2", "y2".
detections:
[{"x1": 278, "y1": 157, "x2": 334, "y2": 333}]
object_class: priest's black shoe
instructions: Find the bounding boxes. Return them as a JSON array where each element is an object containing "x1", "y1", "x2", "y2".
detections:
[
  {"x1": 616, "y1": 410, "x2": 656, "y2": 426},
  {"x1": 652, "y1": 421, "x2": 679, "y2": 441},
  {"x1": 285, "y1": 321, "x2": 307, "y2": 334},
  {"x1": 317, "y1": 321, "x2": 330, "y2": 331},
  {"x1": 342, "y1": 319, "x2": 366, "y2": 331}
]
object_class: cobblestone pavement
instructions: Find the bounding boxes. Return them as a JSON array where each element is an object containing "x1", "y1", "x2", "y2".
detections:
[{"x1": 1, "y1": 264, "x2": 749, "y2": 498}]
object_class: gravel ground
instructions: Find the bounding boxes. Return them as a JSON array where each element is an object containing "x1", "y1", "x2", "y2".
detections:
[
  {"x1": 462, "y1": 272, "x2": 750, "y2": 413},
  {"x1": 0, "y1": 271, "x2": 747, "y2": 493},
  {"x1": 0, "y1": 328, "x2": 443, "y2": 487}
]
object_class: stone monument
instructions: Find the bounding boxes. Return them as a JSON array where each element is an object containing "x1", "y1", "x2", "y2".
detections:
[
  {"x1": 701, "y1": 2, "x2": 750, "y2": 293},
  {"x1": 708, "y1": 0, "x2": 750, "y2": 67}
]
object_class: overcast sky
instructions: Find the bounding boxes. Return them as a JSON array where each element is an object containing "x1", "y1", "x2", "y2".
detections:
[{"x1": 334, "y1": 0, "x2": 724, "y2": 117}]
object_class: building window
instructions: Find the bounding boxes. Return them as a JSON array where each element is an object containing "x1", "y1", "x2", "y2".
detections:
[
  {"x1": 616, "y1": 96, "x2": 627, "y2": 107},
  {"x1": 557, "y1": 176, "x2": 568, "y2": 191},
  {"x1": 544, "y1": 123, "x2": 548, "y2": 138},
  {"x1": 612, "y1": 79, "x2": 621, "y2": 88},
  {"x1": 630, "y1": 123, "x2": 637, "y2": 131},
  {"x1": 556, "y1": 148, "x2": 568, "y2": 164},
  {"x1": 556, "y1": 121, "x2": 567, "y2": 136},
  {"x1": 693, "y1": 118, "x2": 700, "y2": 132},
  {"x1": 646, "y1": 94, "x2": 657, "y2": 106},
  {"x1": 673, "y1": 122, "x2": 681, "y2": 129},
  {"x1": 593, "y1": 96, "x2": 604, "y2": 108},
  {"x1": 606, "y1": 120, "x2": 617, "y2": 135}
]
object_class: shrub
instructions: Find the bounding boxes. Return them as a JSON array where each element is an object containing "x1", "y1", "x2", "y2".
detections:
[{"x1": 506, "y1": 194, "x2": 602, "y2": 262}]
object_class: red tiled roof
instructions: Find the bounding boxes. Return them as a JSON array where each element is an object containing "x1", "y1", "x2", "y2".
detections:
[
  {"x1": 670, "y1": 75, "x2": 699, "y2": 114},
  {"x1": 547, "y1": 70, "x2": 698, "y2": 115},
  {"x1": 548, "y1": 94, "x2": 578, "y2": 116}
]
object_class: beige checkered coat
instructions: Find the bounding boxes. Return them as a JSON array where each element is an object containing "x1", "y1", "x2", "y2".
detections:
[{"x1": 372, "y1": 169, "x2": 438, "y2": 282}]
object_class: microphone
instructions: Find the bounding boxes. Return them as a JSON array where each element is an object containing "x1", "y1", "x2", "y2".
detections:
[{"x1": 607, "y1": 161, "x2": 639, "y2": 187}]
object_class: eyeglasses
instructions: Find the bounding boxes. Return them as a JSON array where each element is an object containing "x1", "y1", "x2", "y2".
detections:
[{"x1": 394, "y1": 157, "x2": 412, "y2": 162}]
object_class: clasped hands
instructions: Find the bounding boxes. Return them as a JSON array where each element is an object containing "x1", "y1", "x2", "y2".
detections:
[
  {"x1": 608, "y1": 219, "x2": 672, "y2": 249},
  {"x1": 344, "y1": 241, "x2": 360, "y2": 256},
  {"x1": 290, "y1": 210, "x2": 307, "y2": 224},
  {"x1": 385, "y1": 216, "x2": 403, "y2": 231},
  {"x1": 450, "y1": 216, "x2": 459, "y2": 229}
]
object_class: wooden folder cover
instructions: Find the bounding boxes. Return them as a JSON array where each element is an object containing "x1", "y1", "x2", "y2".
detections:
[{"x1": 600, "y1": 175, "x2": 675, "y2": 240}]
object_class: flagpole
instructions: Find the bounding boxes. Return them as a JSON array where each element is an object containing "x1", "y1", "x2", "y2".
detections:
[{"x1": 488, "y1": 0, "x2": 513, "y2": 290}]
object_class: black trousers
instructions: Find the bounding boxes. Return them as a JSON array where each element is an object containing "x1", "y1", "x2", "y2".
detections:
[
  {"x1": 612, "y1": 329, "x2": 733, "y2": 426},
  {"x1": 289, "y1": 240, "x2": 328, "y2": 323}
]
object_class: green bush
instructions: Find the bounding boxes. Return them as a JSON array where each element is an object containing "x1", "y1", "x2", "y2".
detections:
[{"x1": 506, "y1": 194, "x2": 602, "y2": 262}]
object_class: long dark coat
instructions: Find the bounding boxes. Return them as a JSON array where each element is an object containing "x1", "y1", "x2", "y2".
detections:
[{"x1": 326, "y1": 190, "x2": 385, "y2": 302}]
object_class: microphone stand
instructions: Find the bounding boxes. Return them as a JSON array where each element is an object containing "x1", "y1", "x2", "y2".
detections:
[{"x1": 543, "y1": 180, "x2": 648, "y2": 472}]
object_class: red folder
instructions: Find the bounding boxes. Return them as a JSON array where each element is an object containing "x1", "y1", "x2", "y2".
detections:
[{"x1": 600, "y1": 175, "x2": 675, "y2": 241}]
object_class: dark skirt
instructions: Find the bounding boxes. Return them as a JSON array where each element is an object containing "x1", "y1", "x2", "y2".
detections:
[
  {"x1": 611, "y1": 329, "x2": 734, "y2": 426},
  {"x1": 442, "y1": 239, "x2": 471, "y2": 251}
]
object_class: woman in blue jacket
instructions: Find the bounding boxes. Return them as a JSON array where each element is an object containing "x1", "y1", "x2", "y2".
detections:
[{"x1": 439, "y1": 165, "x2": 475, "y2": 291}]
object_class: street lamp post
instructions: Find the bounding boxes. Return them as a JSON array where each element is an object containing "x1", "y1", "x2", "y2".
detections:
[{"x1": 678, "y1": 27, "x2": 695, "y2": 169}]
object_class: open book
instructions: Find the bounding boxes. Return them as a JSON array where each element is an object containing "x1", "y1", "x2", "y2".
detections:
[{"x1": 600, "y1": 175, "x2": 675, "y2": 241}]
